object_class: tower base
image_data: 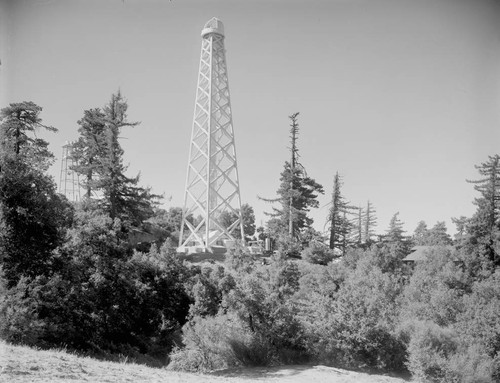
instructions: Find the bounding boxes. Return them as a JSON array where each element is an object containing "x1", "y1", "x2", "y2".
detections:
[{"x1": 176, "y1": 245, "x2": 227, "y2": 255}]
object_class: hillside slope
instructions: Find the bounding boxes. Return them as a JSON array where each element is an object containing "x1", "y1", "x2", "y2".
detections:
[{"x1": 0, "y1": 341, "x2": 408, "y2": 383}]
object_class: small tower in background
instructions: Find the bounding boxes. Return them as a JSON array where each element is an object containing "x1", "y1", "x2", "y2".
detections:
[
  {"x1": 178, "y1": 18, "x2": 244, "y2": 253},
  {"x1": 59, "y1": 141, "x2": 81, "y2": 202}
]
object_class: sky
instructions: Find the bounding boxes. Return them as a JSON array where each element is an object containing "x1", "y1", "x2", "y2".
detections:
[{"x1": 1, "y1": 0, "x2": 500, "y2": 237}]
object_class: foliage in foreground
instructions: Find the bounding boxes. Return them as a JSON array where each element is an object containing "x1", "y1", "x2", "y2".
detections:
[
  {"x1": 0, "y1": 207, "x2": 192, "y2": 364},
  {"x1": 169, "y1": 246, "x2": 408, "y2": 373},
  {"x1": 167, "y1": 241, "x2": 500, "y2": 382}
]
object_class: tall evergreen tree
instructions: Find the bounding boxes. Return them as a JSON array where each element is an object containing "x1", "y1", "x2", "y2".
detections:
[
  {"x1": 467, "y1": 155, "x2": 500, "y2": 229},
  {"x1": 262, "y1": 113, "x2": 323, "y2": 241},
  {"x1": 452, "y1": 216, "x2": 469, "y2": 241},
  {"x1": 386, "y1": 212, "x2": 405, "y2": 243},
  {"x1": 350, "y1": 205, "x2": 363, "y2": 245},
  {"x1": 412, "y1": 220, "x2": 452, "y2": 246},
  {"x1": 0, "y1": 101, "x2": 57, "y2": 172},
  {"x1": 328, "y1": 172, "x2": 353, "y2": 255},
  {"x1": 427, "y1": 221, "x2": 453, "y2": 245},
  {"x1": 466, "y1": 154, "x2": 500, "y2": 265},
  {"x1": 0, "y1": 102, "x2": 72, "y2": 285},
  {"x1": 72, "y1": 92, "x2": 159, "y2": 227},
  {"x1": 100, "y1": 91, "x2": 152, "y2": 224},
  {"x1": 413, "y1": 221, "x2": 429, "y2": 246},
  {"x1": 363, "y1": 200, "x2": 377, "y2": 244},
  {"x1": 72, "y1": 108, "x2": 108, "y2": 198}
]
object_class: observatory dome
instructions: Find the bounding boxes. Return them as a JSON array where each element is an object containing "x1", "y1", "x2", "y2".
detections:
[{"x1": 201, "y1": 17, "x2": 224, "y2": 37}]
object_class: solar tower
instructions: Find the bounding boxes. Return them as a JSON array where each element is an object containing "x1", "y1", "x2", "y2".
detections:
[
  {"x1": 59, "y1": 141, "x2": 81, "y2": 202},
  {"x1": 178, "y1": 18, "x2": 244, "y2": 253}
]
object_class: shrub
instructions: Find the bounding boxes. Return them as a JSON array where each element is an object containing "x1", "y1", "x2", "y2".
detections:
[
  {"x1": 224, "y1": 241, "x2": 256, "y2": 273},
  {"x1": 301, "y1": 243, "x2": 335, "y2": 265},
  {"x1": 401, "y1": 247, "x2": 465, "y2": 327},
  {"x1": 456, "y1": 271, "x2": 500, "y2": 357},
  {"x1": 0, "y1": 230, "x2": 192, "y2": 365},
  {"x1": 299, "y1": 251, "x2": 406, "y2": 372},
  {"x1": 168, "y1": 347, "x2": 209, "y2": 372},
  {"x1": 446, "y1": 343, "x2": 497, "y2": 383},
  {"x1": 405, "y1": 321, "x2": 458, "y2": 382},
  {"x1": 224, "y1": 258, "x2": 309, "y2": 362},
  {"x1": 405, "y1": 322, "x2": 500, "y2": 382},
  {"x1": 296, "y1": 261, "x2": 339, "y2": 300},
  {"x1": 171, "y1": 253, "x2": 311, "y2": 372},
  {"x1": 168, "y1": 313, "x2": 271, "y2": 372},
  {"x1": 0, "y1": 276, "x2": 44, "y2": 346},
  {"x1": 186, "y1": 264, "x2": 235, "y2": 318}
]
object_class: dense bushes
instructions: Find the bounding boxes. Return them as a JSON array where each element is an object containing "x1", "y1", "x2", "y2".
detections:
[
  {"x1": 1, "y1": 169, "x2": 500, "y2": 381},
  {"x1": 168, "y1": 313, "x2": 272, "y2": 371},
  {"x1": 3, "y1": 216, "x2": 500, "y2": 381},
  {"x1": 399, "y1": 247, "x2": 500, "y2": 382},
  {"x1": 301, "y1": 242, "x2": 335, "y2": 265},
  {"x1": 168, "y1": 252, "x2": 309, "y2": 372},
  {"x1": 165, "y1": 242, "x2": 500, "y2": 382},
  {"x1": 0, "y1": 207, "x2": 192, "y2": 364},
  {"x1": 296, "y1": 246, "x2": 407, "y2": 371},
  {"x1": 0, "y1": 159, "x2": 73, "y2": 286},
  {"x1": 168, "y1": 246, "x2": 408, "y2": 373}
]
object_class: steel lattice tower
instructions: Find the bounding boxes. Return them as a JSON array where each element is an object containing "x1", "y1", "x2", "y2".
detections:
[
  {"x1": 178, "y1": 18, "x2": 244, "y2": 253},
  {"x1": 59, "y1": 141, "x2": 81, "y2": 202}
]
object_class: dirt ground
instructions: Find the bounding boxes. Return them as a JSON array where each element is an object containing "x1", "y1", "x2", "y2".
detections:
[{"x1": 0, "y1": 341, "x2": 410, "y2": 383}]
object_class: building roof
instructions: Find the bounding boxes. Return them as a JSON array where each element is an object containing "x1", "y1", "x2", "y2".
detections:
[{"x1": 403, "y1": 245, "x2": 454, "y2": 262}]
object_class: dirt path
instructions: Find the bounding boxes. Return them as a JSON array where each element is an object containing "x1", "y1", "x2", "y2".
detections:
[{"x1": 0, "y1": 341, "x2": 409, "y2": 383}]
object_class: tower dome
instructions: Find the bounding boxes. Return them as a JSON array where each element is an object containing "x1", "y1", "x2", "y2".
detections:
[{"x1": 201, "y1": 17, "x2": 224, "y2": 37}]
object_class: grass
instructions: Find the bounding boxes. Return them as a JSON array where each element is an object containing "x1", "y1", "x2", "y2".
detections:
[{"x1": 0, "y1": 340, "x2": 410, "y2": 382}]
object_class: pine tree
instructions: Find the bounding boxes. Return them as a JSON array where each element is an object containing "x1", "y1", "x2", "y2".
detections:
[
  {"x1": 72, "y1": 91, "x2": 159, "y2": 227},
  {"x1": 466, "y1": 154, "x2": 500, "y2": 265},
  {"x1": 72, "y1": 108, "x2": 108, "y2": 198},
  {"x1": 350, "y1": 205, "x2": 363, "y2": 245},
  {"x1": 452, "y1": 216, "x2": 469, "y2": 241},
  {"x1": 427, "y1": 221, "x2": 452, "y2": 245},
  {"x1": 0, "y1": 101, "x2": 57, "y2": 172},
  {"x1": 0, "y1": 102, "x2": 71, "y2": 285},
  {"x1": 413, "y1": 221, "x2": 429, "y2": 246},
  {"x1": 100, "y1": 91, "x2": 142, "y2": 222},
  {"x1": 386, "y1": 212, "x2": 405, "y2": 243},
  {"x1": 262, "y1": 113, "x2": 324, "y2": 242},
  {"x1": 363, "y1": 200, "x2": 377, "y2": 244},
  {"x1": 467, "y1": 155, "x2": 500, "y2": 232},
  {"x1": 412, "y1": 220, "x2": 452, "y2": 246},
  {"x1": 328, "y1": 172, "x2": 353, "y2": 255},
  {"x1": 288, "y1": 112, "x2": 299, "y2": 237}
]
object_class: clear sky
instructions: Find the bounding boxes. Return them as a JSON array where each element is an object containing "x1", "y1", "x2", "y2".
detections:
[{"x1": 1, "y1": 0, "x2": 499, "y2": 236}]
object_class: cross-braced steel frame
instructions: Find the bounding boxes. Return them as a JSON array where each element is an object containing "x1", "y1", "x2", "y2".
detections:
[
  {"x1": 178, "y1": 18, "x2": 244, "y2": 252},
  {"x1": 59, "y1": 141, "x2": 81, "y2": 203}
]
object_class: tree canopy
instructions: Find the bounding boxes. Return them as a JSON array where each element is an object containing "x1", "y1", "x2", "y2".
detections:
[
  {"x1": 72, "y1": 91, "x2": 160, "y2": 228},
  {"x1": 0, "y1": 101, "x2": 57, "y2": 172},
  {"x1": 0, "y1": 102, "x2": 71, "y2": 286}
]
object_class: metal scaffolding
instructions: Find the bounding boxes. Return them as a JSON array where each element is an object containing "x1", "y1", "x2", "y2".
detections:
[
  {"x1": 58, "y1": 141, "x2": 81, "y2": 202},
  {"x1": 178, "y1": 18, "x2": 244, "y2": 253}
]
